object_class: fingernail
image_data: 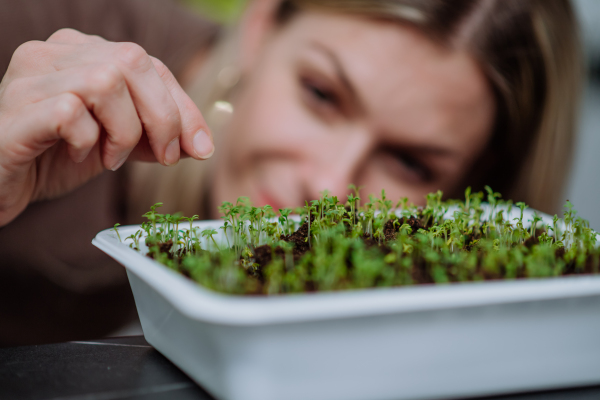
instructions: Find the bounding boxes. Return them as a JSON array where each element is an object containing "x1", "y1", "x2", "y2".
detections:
[
  {"x1": 74, "y1": 150, "x2": 91, "y2": 164},
  {"x1": 165, "y1": 137, "x2": 180, "y2": 166},
  {"x1": 193, "y1": 129, "x2": 214, "y2": 159},
  {"x1": 111, "y1": 155, "x2": 128, "y2": 171}
]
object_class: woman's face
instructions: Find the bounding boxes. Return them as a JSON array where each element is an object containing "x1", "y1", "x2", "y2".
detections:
[{"x1": 211, "y1": 9, "x2": 495, "y2": 214}]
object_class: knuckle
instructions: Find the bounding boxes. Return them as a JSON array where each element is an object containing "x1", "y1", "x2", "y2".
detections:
[
  {"x1": 47, "y1": 28, "x2": 83, "y2": 42},
  {"x1": 114, "y1": 42, "x2": 150, "y2": 71},
  {"x1": 53, "y1": 93, "x2": 85, "y2": 125},
  {"x1": 117, "y1": 133, "x2": 140, "y2": 149},
  {"x1": 150, "y1": 56, "x2": 169, "y2": 77},
  {"x1": 88, "y1": 34, "x2": 106, "y2": 43},
  {"x1": 157, "y1": 107, "x2": 182, "y2": 133},
  {"x1": 150, "y1": 57, "x2": 179, "y2": 89},
  {"x1": 12, "y1": 41, "x2": 44, "y2": 63},
  {"x1": 2, "y1": 77, "x2": 27, "y2": 100},
  {"x1": 108, "y1": 123, "x2": 142, "y2": 151},
  {"x1": 89, "y1": 64, "x2": 124, "y2": 95}
]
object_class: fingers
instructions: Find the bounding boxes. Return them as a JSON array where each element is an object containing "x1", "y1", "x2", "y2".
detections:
[
  {"x1": 47, "y1": 32, "x2": 176, "y2": 165},
  {"x1": 8, "y1": 29, "x2": 214, "y2": 168},
  {"x1": 3, "y1": 93, "x2": 100, "y2": 166},
  {"x1": 0, "y1": 92, "x2": 99, "y2": 226},
  {"x1": 5, "y1": 29, "x2": 104, "y2": 79},
  {"x1": 22, "y1": 64, "x2": 143, "y2": 170},
  {"x1": 150, "y1": 57, "x2": 215, "y2": 160},
  {"x1": 53, "y1": 42, "x2": 184, "y2": 166},
  {"x1": 84, "y1": 64, "x2": 141, "y2": 170}
]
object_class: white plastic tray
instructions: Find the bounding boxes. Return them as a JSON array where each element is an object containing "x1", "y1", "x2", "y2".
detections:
[{"x1": 93, "y1": 213, "x2": 600, "y2": 400}]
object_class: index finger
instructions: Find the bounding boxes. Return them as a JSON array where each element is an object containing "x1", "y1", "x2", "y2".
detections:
[
  {"x1": 149, "y1": 56, "x2": 215, "y2": 160},
  {"x1": 51, "y1": 42, "x2": 184, "y2": 166}
]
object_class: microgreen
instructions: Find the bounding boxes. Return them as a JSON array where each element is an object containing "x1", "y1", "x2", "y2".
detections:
[
  {"x1": 112, "y1": 223, "x2": 122, "y2": 243},
  {"x1": 131, "y1": 188, "x2": 600, "y2": 296}
]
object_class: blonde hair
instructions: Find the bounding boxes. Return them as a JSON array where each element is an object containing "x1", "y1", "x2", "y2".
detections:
[{"x1": 128, "y1": 0, "x2": 583, "y2": 221}]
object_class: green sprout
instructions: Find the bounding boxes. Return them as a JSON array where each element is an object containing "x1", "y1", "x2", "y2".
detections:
[
  {"x1": 130, "y1": 189, "x2": 599, "y2": 296},
  {"x1": 112, "y1": 223, "x2": 122, "y2": 242},
  {"x1": 202, "y1": 228, "x2": 221, "y2": 251}
]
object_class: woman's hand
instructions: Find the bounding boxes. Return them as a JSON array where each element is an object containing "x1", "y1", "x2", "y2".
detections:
[{"x1": 0, "y1": 29, "x2": 214, "y2": 227}]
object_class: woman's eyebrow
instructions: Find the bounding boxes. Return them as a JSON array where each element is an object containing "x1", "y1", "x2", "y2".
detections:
[{"x1": 309, "y1": 41, "x2": 362, "y2": 105}]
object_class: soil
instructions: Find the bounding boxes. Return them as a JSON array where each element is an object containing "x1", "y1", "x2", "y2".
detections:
[
  {"x1": 147, "y1": 240, "x2": 174, "y2": 260},
  {"x1": 245, "y1": 214, "x2": 440, "y2": 288},
  {"x1": 280, "y1": 218, "x2": 311, "y2": 256},
  {"x1": 383, "y1": 216, "x2": 425, "y2": 241},
  {"x1": 148, "y1": 214, "x2": 599, "y2": 291}
]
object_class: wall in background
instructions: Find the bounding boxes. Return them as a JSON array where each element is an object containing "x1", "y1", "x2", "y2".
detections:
[
  {"x1": 179, "y1": 0, "x2": 245, "y2": 23},
  {"x1": 565, "y1": 0, "x2": 600, "y2": 230}
]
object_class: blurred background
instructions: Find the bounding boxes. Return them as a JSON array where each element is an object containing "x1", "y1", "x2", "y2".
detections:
[
  {"x1": 178, "y1": 0, "x2": 245, "y2": 23},
  {"x1": 182, "y1": 0, "x2": 600, "y2": 230},
  {"x1": 567, "y1": 0, "x2": 600, "y2": 231}
]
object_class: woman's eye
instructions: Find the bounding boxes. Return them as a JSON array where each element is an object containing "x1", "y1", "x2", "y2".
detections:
[
  {"x1": 309, "y1": 85, "x2": 332, "y2": 103},
  {"x1": 301, "y1": 78, "x2": 336, "y2": 106}
]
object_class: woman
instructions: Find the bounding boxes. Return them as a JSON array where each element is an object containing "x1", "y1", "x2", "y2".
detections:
[
  {"x1": 131, "y1": 0, "x2": 583, "y2": 222},
  {"x1": 0, "y1": 0, "x2": 582, "y2": 344}
]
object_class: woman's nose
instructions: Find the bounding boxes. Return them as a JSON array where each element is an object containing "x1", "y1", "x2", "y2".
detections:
[{"x1": 303, "y1": 128, "x2": 374, "y2": 201}]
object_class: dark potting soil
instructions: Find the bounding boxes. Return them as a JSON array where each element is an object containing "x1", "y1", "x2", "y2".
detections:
[{"x1": 146, "y1": 213, "x2": 599, "y2": 291}]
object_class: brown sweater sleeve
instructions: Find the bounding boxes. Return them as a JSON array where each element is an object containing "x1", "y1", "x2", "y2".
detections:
[
  {"x1": 0, "y1": 0, "x2": 219, "y2": 346},
  {"x1": 0, "y1": 0, "x2": 220, "y2": 79}
]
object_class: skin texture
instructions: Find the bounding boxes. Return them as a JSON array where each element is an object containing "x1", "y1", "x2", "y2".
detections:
[
  {"x1": 0, "y1": 29, "x2": 214, "y2": 227},
  {"x1": 211, "y1": 9, "x2": 496, "y2": 215}
]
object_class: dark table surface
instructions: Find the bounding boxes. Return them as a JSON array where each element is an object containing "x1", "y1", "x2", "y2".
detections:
[{"x1": 2, "y1": 336, "x2": 600, "y2": 400}]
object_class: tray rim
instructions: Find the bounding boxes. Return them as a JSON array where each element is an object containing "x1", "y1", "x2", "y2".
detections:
[{"x1": 93, "y1": 220, "x2": 600, "y2": 327}]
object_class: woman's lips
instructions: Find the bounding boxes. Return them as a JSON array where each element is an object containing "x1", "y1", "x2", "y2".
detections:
[{"x1": 255, "y1": 187, "x2": 285, "y2": 211}]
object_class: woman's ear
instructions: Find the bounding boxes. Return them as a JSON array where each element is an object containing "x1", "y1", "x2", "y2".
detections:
[{"x1": 238, "y1": 0, "x2": 283, "y2": 73}]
